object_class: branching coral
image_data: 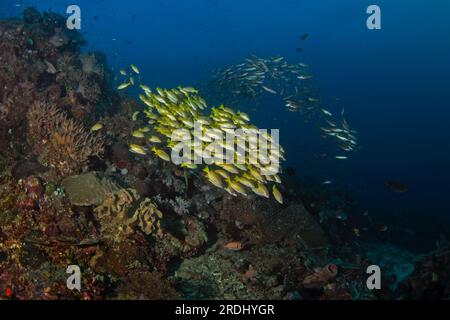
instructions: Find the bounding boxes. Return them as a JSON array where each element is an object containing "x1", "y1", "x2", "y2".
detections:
[
  {"x1": 159, "y1": 168, "x2": 186, "y2": 193},
  {"x1": 26, "y1": 101, "x2": 104, "y2": 177},
  {"x1": 152, "y1": 194, "x2": 191, "y2": 215},
  {"x1": 169, "y1": 196, "x2": 191, "y2": 215}
]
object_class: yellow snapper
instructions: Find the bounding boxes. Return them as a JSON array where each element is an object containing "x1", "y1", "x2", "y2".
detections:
[
  {"x1": 235, "y1": 176, "x2": 255, "y2": 189},
  {"x1": 218, "y1": 163, "x2": 240, "y2": 174},
  {"x1": 132, "y1": 111, "x2": 140, "y2": 121},
  {"x1": 226, "y1": 178, "x2": 247, "y2": 196},
  {"x1": 118, "y1": 82, "x2": 131, "y2": 90},
  {"x1": 132, "y1": 130, "x2": 145, "y2": 138},
  {"x1": 151, "y1": 147, "x2": 171, "y2": 162},
  {"x1": 272, "y1": 185, "x2": 283, "y2": 204},
  {"x1": 215, "y1": 169, "x2": 230, "y2": 180},
  {"x1": 90, "y1": 123, "x2": 103, "y2": 132},
  {"x1": 252, "y1": 182, "x2": 270, "y2": 198},
  {"x1": 180, "y1": 162, "x2": 198, "y2": 169},
  {"x1": 130, "y1": 64, "x2": 140, "y2": 74},
  {"x1": 148, "y1": 135, "x2": 162, "y2": 143},
  {"x1": 129, "y1": 144, "x2": 146, "y2": 155},
  {"x1": 203, "y1": 167, "x2": 224, "y2": 189}
]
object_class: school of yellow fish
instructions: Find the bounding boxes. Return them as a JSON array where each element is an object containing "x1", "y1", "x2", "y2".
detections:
[{"x1": 118, "y1": 64, "x2": 285, "y2": 204}]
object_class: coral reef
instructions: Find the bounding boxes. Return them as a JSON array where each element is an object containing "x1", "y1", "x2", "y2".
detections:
[
  {"x1": 397, "y1": 247, "x2": 450, "y2": 299},
  {"x1": 116, "y1": 271, "x2": 179, "y2": 300},
  {"x1": 27, "y1": 101, "x2": 104, "y2": 177},
  {"x1": 0, "y1": 7, "x2": 446, "y2": 301},
  {"x1": 0, "y1": 6, "x2": 120, "y2": 155}
]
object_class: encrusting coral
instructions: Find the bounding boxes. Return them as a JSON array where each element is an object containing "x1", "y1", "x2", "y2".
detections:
[{"x1": 26, "y1": 101, "x2": 104, "y2": 177}]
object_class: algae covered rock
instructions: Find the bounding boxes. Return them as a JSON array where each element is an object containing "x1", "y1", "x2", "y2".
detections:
[
  {"x1": 61, "y1": 172, "x2": 120, "y2": 206},
  {"x1": 116, "y1": 271, "x2": 180, "y2": 300},
  {"x1": 161, "y1": 216, "x2": 208, "y2": 257},
  {"x1": 220, "y1": 196, "x2": 328, "y2": 249},
  {"x1": 256, "y1": 203, "x2": 329, "y2": 249},
  {"x1": 281, "y1": 204, "x2": 329, "y2": 249},
  {"x1": 174, "y1": 252, "x2": 262, "y2": 299}
]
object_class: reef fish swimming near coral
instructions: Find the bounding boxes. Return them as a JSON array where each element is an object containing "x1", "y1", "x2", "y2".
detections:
[{"x1": 117, "y1": 69, "x2": 286, "y2": 202}]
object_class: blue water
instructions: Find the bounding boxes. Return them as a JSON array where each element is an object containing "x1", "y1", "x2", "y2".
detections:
[{"x1": 2, "y1": 0, "x2": 450, "y2": 234}]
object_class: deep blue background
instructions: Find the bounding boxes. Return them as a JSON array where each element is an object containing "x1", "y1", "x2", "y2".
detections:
[{"x1": 2, "y1": 1, "x2": 450, "y2": 232}]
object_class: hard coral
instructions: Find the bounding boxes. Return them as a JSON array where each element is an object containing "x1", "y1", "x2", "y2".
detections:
[
  {"x1": 0, "y1": 8, "x2": 89, "y2": 153},
  {"x1": 94, "y1": 189, "x2": 163, "y2": 240},
  {"x1": 26, "y1": 101, "x2": 104, "y2": 177},
  {"x1": 61, "y1": 172, "x2": 120, "y2": 206}
]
